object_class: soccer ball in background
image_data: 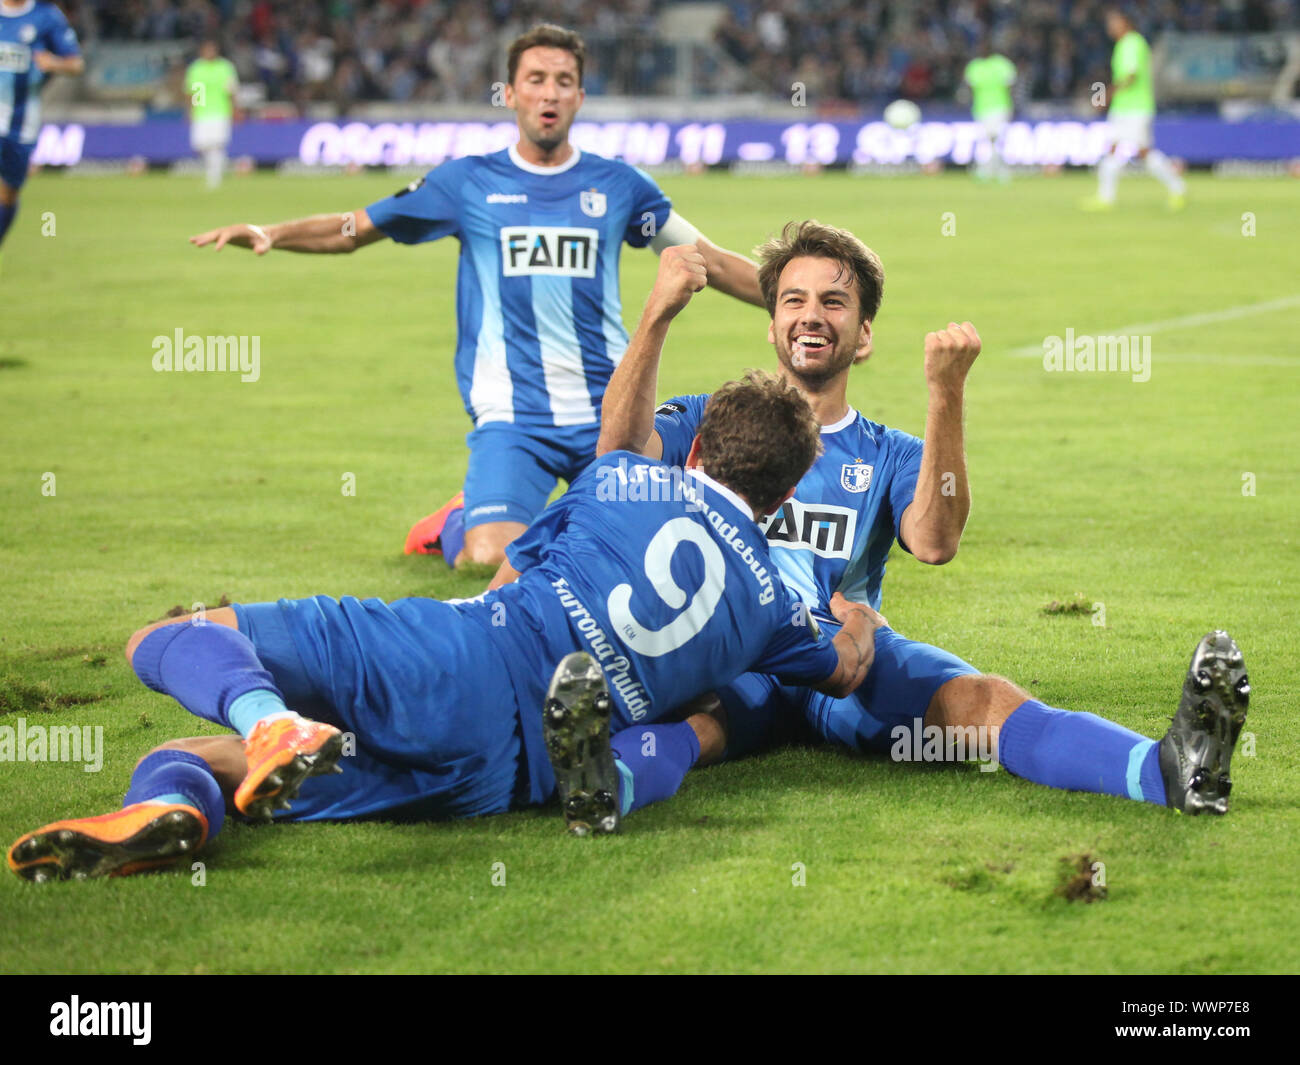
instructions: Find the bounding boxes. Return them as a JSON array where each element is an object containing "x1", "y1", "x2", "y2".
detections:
[{"x1": 883, "y1": 99, "x2": 922, "y2": 130}]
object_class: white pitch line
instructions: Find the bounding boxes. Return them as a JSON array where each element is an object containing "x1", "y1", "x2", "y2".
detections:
[
  {"x1": 1008, "y1": 294, "x2": 1300, "y2": 357},
  {"x1": 1141, "y1": 352, "x2": 1299, "y2": 367}
]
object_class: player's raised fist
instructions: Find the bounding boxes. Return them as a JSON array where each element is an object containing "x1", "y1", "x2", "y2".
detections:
[
  {"x1": 647, "y1": 244, "x2": 707, "y2": 321},
  {"x1": 190, "y1": 223, "x2": 274, "y2": 255},
  {"x1": 923, "y1": 320, "x2": 981, "y2": 389}
]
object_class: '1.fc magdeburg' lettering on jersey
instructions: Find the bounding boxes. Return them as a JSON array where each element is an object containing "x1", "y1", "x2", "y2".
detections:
[{"x1": 365, "y1": 145, "x2": 672, "y2": 429}]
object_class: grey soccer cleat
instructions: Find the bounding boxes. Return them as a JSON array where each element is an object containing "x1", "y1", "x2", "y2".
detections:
[
  {"x1": 543, "y1": 652, "x2": 620, "y2": 836},
  {"x1": 1158, "y1": 630, "x2": 1250, "y2": 815}
]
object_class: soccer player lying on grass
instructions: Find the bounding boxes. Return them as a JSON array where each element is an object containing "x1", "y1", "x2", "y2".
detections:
[
  {"x1": 561, "y1": 219, "x2": 1250, "y2": 832},
  {"x1": 8, "y1": 372, "x2": 887, "y2": 881}
]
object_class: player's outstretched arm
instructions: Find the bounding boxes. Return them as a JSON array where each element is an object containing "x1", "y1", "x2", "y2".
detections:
[
  {"x1": 34, "y1": 51, "x2": 84, "y2": 76},
  {"x1": 189, "y1": 208, "x2": 387, "y2": 255},
  {"x1": 899, "y1": 321, "x2": 981, "y2": 565},
  {"x1": 695, "y1": 236, "x2": 763, "y2": 307},
  {"x1": 596, "y1": 244, "x2": 706, "y2": 458},
  {"x1": 816, "y1": 593, "x2": 888, "y2": 698},
  {"x1": 651, "y1": 212, "x2": 763, "y2": 307}
]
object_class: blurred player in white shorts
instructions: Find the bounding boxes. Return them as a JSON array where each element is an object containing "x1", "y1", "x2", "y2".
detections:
[
  {"x1": 963, "y1": 37, "x2": 1015, "y2": 182},
  {"x1": 1086, "y1": 8, "x2": 1185, "y2": 210},
  {"x1": 185, "y1": 39, "x2": 238, "y2": 189}
]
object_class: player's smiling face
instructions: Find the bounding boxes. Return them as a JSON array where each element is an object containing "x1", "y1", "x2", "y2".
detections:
[
  {"x1": 506, "y1": 47, "x2": 585, "y2": 155},
  {"x1": 768, "y1": 256, "x2": 873, "y2": 381}
]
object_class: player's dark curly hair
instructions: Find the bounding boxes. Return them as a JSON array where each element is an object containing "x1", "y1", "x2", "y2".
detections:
[
  {"x1": 507, "y1": 24, "x2": 586, "y2": 87},
  {"x1": 756, "y1": 220, "x2": 885, "y2": 324},
  {"x1": 697, "y1": 370, "x2": 822, "y2": 515}
]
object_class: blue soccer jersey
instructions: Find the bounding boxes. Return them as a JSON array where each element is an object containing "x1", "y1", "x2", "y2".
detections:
[
  {"x1": 365, "y1": 146, "x2": 672, "y2": 430},
  {"x1": 229, "y1": 451, "x2": 840, "y2": 816},
  {"x1": 0, "y1": 1, "x2": 79, "y2": 145},
  {"x1": 654, "y1": 395, "x2": 924, "y2": 618},
  {"x1": 452, "y1": 450, "x2": 840, "y2": 799}
]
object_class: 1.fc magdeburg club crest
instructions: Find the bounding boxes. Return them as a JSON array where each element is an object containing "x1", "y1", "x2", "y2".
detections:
[
  {"x1": 841, "y1": 463, "x2": 874, "y2": 493},
  {"x1": 580, "y1": 189, "x2": 607, "y2": 217}
]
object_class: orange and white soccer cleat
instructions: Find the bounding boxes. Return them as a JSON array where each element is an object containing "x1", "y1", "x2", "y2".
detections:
[
  {"x1": 234, "y1": 716, "x2": 344, "y2": 820},
  {"x1": 8, "y1": 802, "x2": 208, "y2": 882},
  {"x1": 403, "y1": 490, "x2": 465, "y2": 555}
]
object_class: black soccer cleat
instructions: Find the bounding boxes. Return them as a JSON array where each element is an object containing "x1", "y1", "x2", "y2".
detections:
[
  {"x1": 543, "y1": 652, "x2": 620, "y2": 837},
  {"x1": 1158, "y1": 630, "x2": 1250, "y2": 815}
]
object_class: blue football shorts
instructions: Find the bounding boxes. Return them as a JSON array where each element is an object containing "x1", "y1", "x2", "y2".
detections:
[
  {"x1": 0, "y1": 137, "x2": 35, "y2": 191},
  {"x1": 461, "y1": 421, "x2": 601, "y2": 530},
  {"x1": 231, "y1": 594, "x2": 529, "y2": 821},
  {"x1": 715, "y1": 625, "x2": 980, "y2": 756}
]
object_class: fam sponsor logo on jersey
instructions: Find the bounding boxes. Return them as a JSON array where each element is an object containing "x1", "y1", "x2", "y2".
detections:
[
  {"x1": 0, "y1": 42, "x2": 31, "y2": 73},
  {"x1": 500, "y1": 226, "x2": 599, "y2": 278},
  {"x1": 841, "y1": 462, "x2": 874, "y2": 493},
  {"x1": 761, "y1": 498, "x2": 857, "y2": 560},
  {"x1": 579, "y1": 188, "x2": 606, "y2": 217}
]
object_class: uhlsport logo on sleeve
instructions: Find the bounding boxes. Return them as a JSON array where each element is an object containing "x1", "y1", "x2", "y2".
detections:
[
  {"x1": 500, "y1": 226, "x2": 599, "y2": 278},
  {"x1": 840, "y1": 462, "x2": 874, "y2": 493}
]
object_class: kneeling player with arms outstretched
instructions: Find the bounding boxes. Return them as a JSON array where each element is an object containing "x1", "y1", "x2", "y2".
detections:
[{"x1": 8, "y1": 372, "x2": 885, "y2": 881}]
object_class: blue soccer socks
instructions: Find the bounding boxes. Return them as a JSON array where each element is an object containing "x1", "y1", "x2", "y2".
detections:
[{"x1": 998, "y1": 699, "x2": 1166, "y2": 805}]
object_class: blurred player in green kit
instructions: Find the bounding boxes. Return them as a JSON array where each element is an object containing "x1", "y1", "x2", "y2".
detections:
[
  {"x1": 185, "y1": 39, "x2": 239, "y2": 189},
  {"x1": 962, "y1": 37, "x2": 1015, "y2": 183},
  {"x1": 1085, "y1": 7, "x2": 1185, "y2": 210}
]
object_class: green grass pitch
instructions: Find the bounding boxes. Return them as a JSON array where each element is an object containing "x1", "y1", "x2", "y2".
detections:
[{"x1": 0, "y1": 169, "x2": 1296, "y2": 974}]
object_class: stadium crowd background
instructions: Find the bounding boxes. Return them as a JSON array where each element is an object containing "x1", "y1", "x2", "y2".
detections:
[{"x1": 60, "y1": 0, "x2": 1300, "y2": 112}]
